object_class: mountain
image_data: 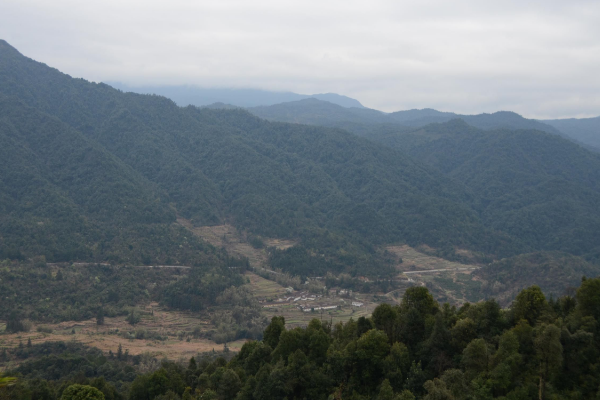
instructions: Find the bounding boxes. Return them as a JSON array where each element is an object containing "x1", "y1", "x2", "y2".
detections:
[
  {"x1": 248, "y1": 98, "x2": 563, "y2": 136},
  {"x1": 107, "y1": 82, "x2": 366, "y2": 109},
  {"x1": 3, "y1": 39, "x2": 600, "y2": 274},
  {"x1": 365, "y1": 119, "x2": 600, "y2": 261},
  {"x1": 1, "y1": 40, "x2": 525, "y2": 274},
  {"x1": 475, "y1": 251, "x2": 600, "y2": 305},
  {"x1": 543, "y1": 116, "x2": 600, "y2": 150},
  {"x1": 0, "y1": 93, "x2": 226, "y2": 264}
]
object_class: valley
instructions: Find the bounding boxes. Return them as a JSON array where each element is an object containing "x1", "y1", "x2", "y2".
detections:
[{"x1": 1, "y1": 38, "x2": 600, "y2": 400}]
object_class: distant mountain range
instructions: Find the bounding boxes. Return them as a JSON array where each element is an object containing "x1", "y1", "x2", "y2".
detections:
[
  {"x1": 542, "y1": 116, "x2": 600, "y2": 150},
  {"x1": 247, "y1": 98, "x2": 559, "y2": 134},
  {"x1": 107, "y1": 83, "x2": 366, "y2": 109},
  {"x1": 108, "y1": 83, "x2": 599, "y2": 151}
]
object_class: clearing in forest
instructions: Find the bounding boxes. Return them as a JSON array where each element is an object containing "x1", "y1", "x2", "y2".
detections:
[
  {"x1": 177, "y1": 219, "x2": 296, "y2": 268},
  {"x1": 387, "y1": 245, "x2": 479, "y2": 272},
  {"x1": 0, "y1": 304, "x2": 245, "y2": 360}
]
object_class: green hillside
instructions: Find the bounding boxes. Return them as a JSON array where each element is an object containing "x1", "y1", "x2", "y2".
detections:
[
  {"x1": 0, "y1": 40, "x2": 529, "y2": 275},
  {"x1": 3, "y1": 39, "x2": 600, "y2": 276},
  {"x1": 474, "y1": 251, "x2": 600, "y2": 305},
  {"x1": 367, "y1": 120, "x2": 600, "y2": 261},
  {"x1": 543, "y1": 116, "x2": 600, "y2": 150}
]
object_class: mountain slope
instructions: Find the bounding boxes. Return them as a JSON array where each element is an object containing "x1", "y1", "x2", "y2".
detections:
[
  {"x1": 543, "y1": 116, "x2": 600, "y2": 150},
  {"x1": 367, "y1": 119, "x2": 600, "y2": 261},
  {"x1": 0, "y1": 40, "x2": 526, "y2": 272},
  {"x1": 475, "y1": 251, "x2": 600, "y2": 305},
  {"x1": 0, "y1": 95, "x2": 221, "y2": 264},
  {"x1": 3, "y1": 39, "x2": 600, "y2": 273},
  {"x1": 248, "y1": 98, "x2": 563, "y2": 136}
]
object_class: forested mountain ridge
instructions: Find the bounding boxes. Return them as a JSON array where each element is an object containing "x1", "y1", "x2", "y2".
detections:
[
  {"x1": 247, "y1": 97, "x2": 563, "y2": 137},
  {"x1": 475, "y1": 251, "x2": 600, "y2": 305},
  {"x1": 365, "y1": 119, "x2": 600, "y2": 261},
  {"x1": 0, "y1": 40, "x2": 523, "y2": 271},
  {"x1": 543, "y1": 115, "x2": 600, "y2": 150},
  {"x1": 2, "y1": 39, "x2": 600, "y2": 274}
]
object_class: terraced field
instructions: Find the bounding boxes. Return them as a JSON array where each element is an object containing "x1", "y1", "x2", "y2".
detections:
[
  {"x1": 387, "y1": 245, "x2": 479, "y2": 272},
  {"x1": 385, "y1": 245, "x2": 483, "y2": 305},
  {"x1": 0, "y1": 303, "x2": 245, "y2": 361}
]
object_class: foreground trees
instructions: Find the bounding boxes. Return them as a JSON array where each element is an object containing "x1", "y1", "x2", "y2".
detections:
[{"x1": 2, "y1": 279, "x2": 600, "y2": 400}]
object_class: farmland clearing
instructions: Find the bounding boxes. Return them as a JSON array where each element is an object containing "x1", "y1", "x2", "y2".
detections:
[{"x1": 0, "y1": 303, "x2": 245, "y2": 362}]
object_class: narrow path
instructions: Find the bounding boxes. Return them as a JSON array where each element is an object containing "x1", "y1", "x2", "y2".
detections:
[{"x1": 403, "y1": 267, "x2": 479, "y2": 274}]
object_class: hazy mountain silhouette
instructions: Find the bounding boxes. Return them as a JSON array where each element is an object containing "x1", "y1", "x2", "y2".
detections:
[{"x1": 107, "y1": 82, "x2": 365, "y2": 109}]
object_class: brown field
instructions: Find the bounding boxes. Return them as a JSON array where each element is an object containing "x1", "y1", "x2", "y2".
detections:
[
  {"x1": 384, "y1": 245, "x2": 483, "y2": 305},
  {"x1": 177, "y1": 219, "x2": 297, "y2": 268},
  {"x1": 387, "y1": 245, "x2": 478, "y2": 272},
  {"x1": 177, "y1": 220, "x2": 267, "y2": 268},
  {"x1": 0, "y1": 304, "x2": 246, "y2": 359},
  {"x1": 262, "y1": 238, "x2": 297, "y2": 250},
  {"x1": 245, "y1": 271, "x2": 288, "y2": 300}
]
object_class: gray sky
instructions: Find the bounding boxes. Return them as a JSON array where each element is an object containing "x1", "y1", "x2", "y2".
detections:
[{"x1": 1, "y1": 0, "x2": 599, "y2": 118}]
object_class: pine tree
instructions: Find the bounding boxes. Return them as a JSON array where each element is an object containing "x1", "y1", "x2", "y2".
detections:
[{"x1": 96, "y1": 307, "x2": 105, "y2": 325}]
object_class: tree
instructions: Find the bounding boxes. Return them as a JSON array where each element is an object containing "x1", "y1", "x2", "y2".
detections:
[
  {"x1": 450, "y1": 318, "x2": 476, "y2": 353},
  {"x1": 383, "y1": 342, "x2": 410, "y2": 391},
  {"x1": 5, "y1": 312, "x2": 26, "y2": 333},
  {"x1": 96, "y1": 308, "x2": 105, "y2": 326},
  {"x1": 377, "y1": 379, "x2": 395, "y2": 400},
  {"x1": 349, "y1": 329, "x2": 391, "y2": 394},
  {"x1": 60, "y1": 384, "x2": 105, "y2": 400},
  {"x1": 534, "y1": 324, "x2": 562, "y2": 400},
  {"x1": 372, "y1": 303, "x2": 398, "y2": 341},
  {"x1": 401, "y1": 287, "x2": 438, "y2": 316},
  {"x1": 462, "y1": 339, "x2": 489, "y2": 379},
  {"x1": 182, "y1": 387, "x2": 193, "y2": 400},
  {"x1": 148, "y1": 369, "x2": 171, "y2": 399},
  {"x1": 217, "y1": 369, "x2": 241, "y2": 399},
  {"x1": 126, "y1": 308, "x2": 139, "y2": 325},
  {"x1": 440, "y1": 369, "x2": 469, "y2": 400},
  {"x1": 423, "y1": 378, "x2": 454, "y2": 400},
  {"x1": 263, "y1": 316, "x2": 285, "y2": 349},
  {"x1": 424, "y1": 313, "x2": 453, "y2": 374},
  {"x1": 512, "y1": 286, "x2": 547, "y2": 325},
  {"x1": 405, "y1": 361, "x2": 426, "y2": 396},
  {"x1": 576, "y1": 277, "x2": 600, "y2": 321},
  {"x1": 490, "y1": 331, "x2": 522, "y2": 395},
  {"x1": 397, "y1": 390, "x2": 416, "y2": 400}
]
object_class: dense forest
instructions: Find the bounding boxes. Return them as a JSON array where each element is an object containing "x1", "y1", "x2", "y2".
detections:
[
  {"x1": 0, "y1": 39, "x2": 524, "y2": 276},
  {"x1": 475, "y1": 252, "x2": 600, "y2": 306},
  {"x1": 543, "y1": 116, "x2": 600, "y2": 151},
  {"x1": 2, "y1": 278, "x2": 600, "y2": 399},
  {"x1": 2, "y1": 38, "x2": 600, "y2": 399},
  {"x1": 3, "y1": 40, "x2": 600, "y2": 278},
  {"x1": 361, "y1": 119, "x2": 600, "y2": 262},
  {"x1": 0, "y1": 256, "x2": 248, "y2": 323}
]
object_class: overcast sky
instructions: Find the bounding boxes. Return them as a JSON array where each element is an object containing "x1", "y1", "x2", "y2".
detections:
[{"x1": 1, "y1": 0, "x2": 599, "y2": 118}]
